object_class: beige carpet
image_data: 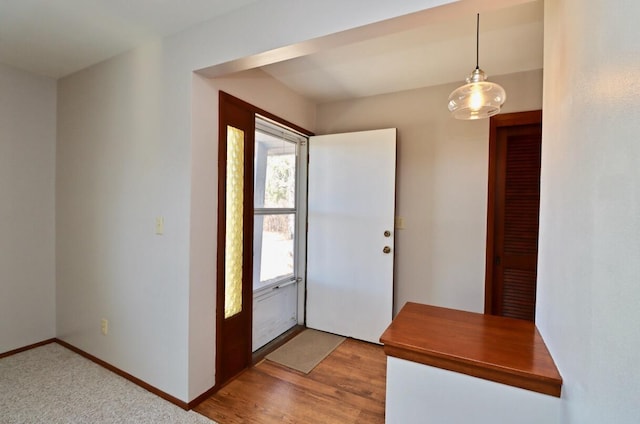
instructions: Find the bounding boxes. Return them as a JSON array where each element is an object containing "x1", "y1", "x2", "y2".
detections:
[
  {"x1": 0, "y1": 343, "x2": 216, "y2": 424},
  {"x1": 266, "y1": 329, "x2": 346, "y2": 374}
]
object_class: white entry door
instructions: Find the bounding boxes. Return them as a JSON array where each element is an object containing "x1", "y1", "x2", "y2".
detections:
[{"x1": 306, "y1": 128, "x2": 396, "y2": 344}]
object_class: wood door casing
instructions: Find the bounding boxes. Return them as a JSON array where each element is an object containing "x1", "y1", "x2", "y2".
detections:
[
  {"x1": 216, "y1": 92, "x2": 313, "y2": 389},
  {"x1": 217, "y1": 92, "x2": 255, "y2": 386},
  {"x1": 485, "y1": 111, "x2": 542, "y2": 322}
]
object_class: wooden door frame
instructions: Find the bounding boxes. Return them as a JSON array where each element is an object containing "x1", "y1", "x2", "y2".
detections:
[
  {"x1": 216, "y1": 92, "x2": 313, "y2": 388},
  {"x1": 484, "y1": 110, "x2": 542, "y2": 315},
  {"x1": 216, "y1": 92, "x2": 255, "y2": 387}
]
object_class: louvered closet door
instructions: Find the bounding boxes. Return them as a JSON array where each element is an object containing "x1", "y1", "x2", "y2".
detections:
[{"x1": 490, "y1": 113, "x2": 542, "y2": 322}]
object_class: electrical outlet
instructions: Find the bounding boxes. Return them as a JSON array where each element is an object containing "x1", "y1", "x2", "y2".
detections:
[{"x1": 101, "y1": 318, "x2": 109, "y2": 335}]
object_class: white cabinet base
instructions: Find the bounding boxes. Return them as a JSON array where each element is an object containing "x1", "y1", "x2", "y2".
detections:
[{"x1": 385, "y1": 356, "x2": 560, "y2": 424}]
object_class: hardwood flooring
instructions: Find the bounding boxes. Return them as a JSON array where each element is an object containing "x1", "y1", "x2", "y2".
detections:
[{"x1": 195, "y1": 338, "x2": 387, "y2": 424}]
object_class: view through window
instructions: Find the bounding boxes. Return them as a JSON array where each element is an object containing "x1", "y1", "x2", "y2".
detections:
[{"x1": 253, "y1": 118, "x2": 305, "y2": 291}]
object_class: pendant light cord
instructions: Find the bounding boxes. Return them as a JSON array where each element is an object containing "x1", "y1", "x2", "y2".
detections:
[{"x1": 476, "y1": 13, "x2": 480, "y2": 70}]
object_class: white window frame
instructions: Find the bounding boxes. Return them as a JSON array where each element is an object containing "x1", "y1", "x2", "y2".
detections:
[{"x1": 253, "y1": 116, "x2": 307, "y2": 296}]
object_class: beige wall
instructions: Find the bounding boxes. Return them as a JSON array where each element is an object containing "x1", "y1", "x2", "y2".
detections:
[
  {"x1": 0, "y1": 63, "x2": 56, "y2": 353},
  {"x1": 537, "y1": 0, "x2": 640, "y2": 422},
  {"x1": 316, "y1": 69, "x2": 543, "y2": 314},
  {"x1": 56, "y1": 43, "x2": 191, "y2": 395}
]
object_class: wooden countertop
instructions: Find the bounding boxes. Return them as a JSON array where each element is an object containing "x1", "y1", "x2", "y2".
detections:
[{"x1": 380, "y1": 302, "x2": 562, "y2": 397}]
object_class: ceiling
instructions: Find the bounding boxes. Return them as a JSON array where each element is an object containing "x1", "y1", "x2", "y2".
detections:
[
  {"x1": 0, "y1": 0, "x2": 543, "y2": 104},
  {"x1": 0, "y1": 0, "x2": 262, "y2": 78},
  {"x1": 259, "y1": 0, "x2": 543, "y2": 103}
]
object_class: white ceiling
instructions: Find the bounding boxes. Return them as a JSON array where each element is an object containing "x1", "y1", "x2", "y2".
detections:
[
  {"x1": 0, "y1": 0, "x2": 543, "y2": 104},
  {"x1": 0, "y1": 0, "x2": 262, "y2": 78},
  {"x1": 260, "y1": 0, "x2": 543, "y2": 103}
]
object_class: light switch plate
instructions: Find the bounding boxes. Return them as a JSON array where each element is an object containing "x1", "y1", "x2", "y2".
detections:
[{"x1": 155, "y1": 216, "x2": 164, "y2": 235}]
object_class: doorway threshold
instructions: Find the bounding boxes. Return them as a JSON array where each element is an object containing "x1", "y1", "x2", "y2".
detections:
[{"x1": 252, "y1": 325, "x2": 305, "y2": 364}]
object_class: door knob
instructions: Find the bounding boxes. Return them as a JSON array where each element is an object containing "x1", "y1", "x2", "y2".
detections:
[
  {"x1": 383, "y1": 246, "x2": 391, "y2": 254},
  {"x1": 384, "y1": 230, "x2": 391, "y2": 237}
]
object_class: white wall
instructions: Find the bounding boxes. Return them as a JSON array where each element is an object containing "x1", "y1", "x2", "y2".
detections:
[
  {"x1": 316, "y1": 69, "x2": 543, "y2": 314},
  {"x1": 55, "y1": 0, "x2": 458, "y2": 402},
  {"x1": 537, "y1": 1, "x2": 640, "y2": 422},
  {"x1": 56, "y1": 42, "x2": 191, "y2": 398},
  {"x1": 0, "y1": 63, "x2": 56, "y2": 353}
]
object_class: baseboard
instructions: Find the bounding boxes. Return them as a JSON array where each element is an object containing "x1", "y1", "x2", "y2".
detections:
[
  {"x1": 188, "y1": 384, "x2": 219, "y2": 409},
  {"x1": 0, "y1": 338, "x2": 56, "y2": 359},
  {"x1": 188, "y1": 364, "x2": 258, "y2": 409},
  {"x1": 54, "y1": 339, "x2": 191, "y2": 410}
]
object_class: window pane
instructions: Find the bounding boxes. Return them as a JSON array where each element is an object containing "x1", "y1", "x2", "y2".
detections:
[
  {"x1": 253, "y1": 214, "x2": 295, "y2": 288},
  {"x1": 224, "y1": 125, "x2": 244, "y2": 319},
  {"x1": 255, "y1": 131, "x2": 296, "y2": 209}
]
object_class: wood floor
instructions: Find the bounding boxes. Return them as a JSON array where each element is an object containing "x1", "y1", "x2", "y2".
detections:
[{"x1": 194, "y1": 338, "x2": 387, "y2": 424}]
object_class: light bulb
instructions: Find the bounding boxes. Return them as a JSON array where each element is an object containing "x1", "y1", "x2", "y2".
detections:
[{"x1": 469, "y1": 86, "x2": 484, "y2": 112}]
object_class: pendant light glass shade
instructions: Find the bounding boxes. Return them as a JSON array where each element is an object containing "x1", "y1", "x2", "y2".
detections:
[
  {"x1": 448, "y1": 68, "x2": 506, "y2": 120},
  {"x1": 448, "y1": 14, "x2": 506, "y2": 120}
]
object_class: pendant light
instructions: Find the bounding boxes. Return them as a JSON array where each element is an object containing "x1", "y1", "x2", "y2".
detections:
[{"x1": 448, "y1": 14, "x2": 506, "y2": 120}]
